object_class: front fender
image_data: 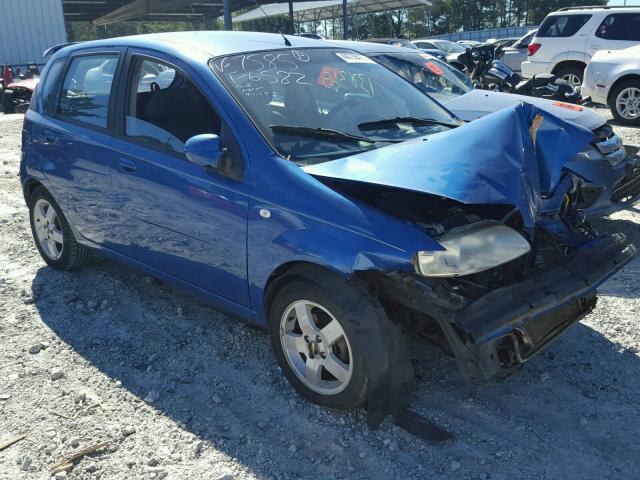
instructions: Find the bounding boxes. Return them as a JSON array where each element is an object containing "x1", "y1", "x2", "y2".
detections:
[{"x1": 247, "y1": 200, "x2": 443, "y2": 323}]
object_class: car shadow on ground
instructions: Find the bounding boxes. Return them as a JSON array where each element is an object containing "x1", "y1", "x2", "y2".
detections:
[{"x1": 31, "y1": 246, "x2": 640, "y2": 478}]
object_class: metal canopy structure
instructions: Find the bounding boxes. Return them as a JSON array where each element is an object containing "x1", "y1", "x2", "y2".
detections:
[
  {"x1": 234, "y1": 0, "x2": 432, "y2": 23},
  {"x1": 61, "y1": 0, "x2": 334, "y2": 25},
  {"x1": 62, "y1": 0, "x2": 430, "y2": 39},
  {"x1": 61, "y1": 0, "x2": 268, "y2": 24}
]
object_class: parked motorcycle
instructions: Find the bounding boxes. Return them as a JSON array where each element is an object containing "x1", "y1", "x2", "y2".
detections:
[{"x1": 457, "y1": 44, "x2": 581, "y2": 104}]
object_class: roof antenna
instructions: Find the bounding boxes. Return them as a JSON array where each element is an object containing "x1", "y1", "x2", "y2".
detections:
[{"x1": 251, "y1": 0, "x2": 292, "y2": 46}]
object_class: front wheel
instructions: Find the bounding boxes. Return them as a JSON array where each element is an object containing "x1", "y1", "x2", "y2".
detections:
[
  {"x1": 610, "y1": 80, "x2": 640, "y2": 126},
  {"x1": 28, "y1": 186, "x2": 90, "y2": 270},
  {"x1": 269, "y1": 277, "x2": 410, "y2": 410}
]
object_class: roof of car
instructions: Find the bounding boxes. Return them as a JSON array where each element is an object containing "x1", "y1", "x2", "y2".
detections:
[
  {"x1": 364, "y1": 38, "x2": 412, "y2": 44},
  {"x1": 326, "y1": 39, "x2": 417, "y2": 54},
  {"x1": 60, "y1": 31, "x2": 334, "y2": 59},
  {"x1": 551, "y1": 5, "x2": 640, "y2": 14}
]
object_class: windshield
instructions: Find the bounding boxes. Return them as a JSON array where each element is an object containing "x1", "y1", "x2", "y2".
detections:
[
  {"x1": 212, "y1": 48, "x2": 459, "y2": 164},
  {"x1": 374, "y1": 52, "x2": 473, "y2": 102},
  {"x1": 431, "y1": 40, "x2": 467, "y2": 54}
]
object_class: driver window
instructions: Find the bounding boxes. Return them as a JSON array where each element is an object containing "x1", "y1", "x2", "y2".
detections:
[{"x1": 126, "y1": 57, "x2": 221, "y2": 153}]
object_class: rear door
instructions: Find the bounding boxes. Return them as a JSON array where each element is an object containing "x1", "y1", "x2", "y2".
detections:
[
  {"x1": 587, "y1": 13, "x2": 640, "y2": 57},
  {"x1": 33, "y1": 48, "x2": 124, "y2": 243},
  {"x1": 108, "y1": 50, "x2": 251, "y2": 306}
]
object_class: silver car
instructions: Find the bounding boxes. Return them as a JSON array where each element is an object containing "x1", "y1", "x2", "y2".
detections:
[
  {"x1": 500, "y1": 29, "x2": 537, "y2": 74},
  {"x1": 582, "y1": 44, "x2": 640, "y2": 126}
]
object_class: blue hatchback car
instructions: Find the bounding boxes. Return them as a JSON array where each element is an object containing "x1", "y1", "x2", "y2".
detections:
[{"x1": 21, "y1": 32, "x2": 636, "y2": 421}]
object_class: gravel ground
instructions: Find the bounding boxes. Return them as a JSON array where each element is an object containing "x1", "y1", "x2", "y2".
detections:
[{"x1": 1, "y1": 108, "x2": 640, "y2": 480}]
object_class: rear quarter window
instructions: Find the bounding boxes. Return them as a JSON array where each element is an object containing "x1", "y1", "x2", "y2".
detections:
[
  {"x1": 57, "y1": 54, "x2": 119, "y2": 128},
  {"x1": 596, "y1": 13, "x2": 640, "y2": 41},
  {"x1": 537, "y1": 14, "x2": 591, "y2": 37},
  {"x1": 38, "y1": 59, "x2": 66, "y2": 116}
]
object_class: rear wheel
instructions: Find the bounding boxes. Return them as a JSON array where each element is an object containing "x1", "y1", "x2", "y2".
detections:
[
  {"x1": 28, "y1": 186, "x2": 90, "y2": 270},
  {"x1": 269, "y1": 276, "x2": 410, "y2": 410},
  {"x1": 555, "y1": 66, "x2": 583, "y2": 89},
  {"x1": 2, "y1": 89, "x2": 14, "y2": 114},
  {"x1": 610, "y1": 79, "x2": 640, "y2": 126}
]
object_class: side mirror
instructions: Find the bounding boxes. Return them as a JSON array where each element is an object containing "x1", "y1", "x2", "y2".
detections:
[{"x1": 185, "y1": 134, "x2": 224, "y2": 169}]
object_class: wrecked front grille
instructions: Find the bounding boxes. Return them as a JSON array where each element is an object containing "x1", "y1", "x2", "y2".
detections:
[{"x1": 592, "y1": 124, "x2": 626, "y2": 166}]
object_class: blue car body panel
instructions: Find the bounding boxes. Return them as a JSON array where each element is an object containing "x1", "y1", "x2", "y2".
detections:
[{"x1": 19, "y1": 31, "x2": 607, "y2": 329}]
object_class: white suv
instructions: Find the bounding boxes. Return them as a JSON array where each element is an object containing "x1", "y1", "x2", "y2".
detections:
[{"x1": 521, "y1": 6, "x2": 640, "y2": 87}]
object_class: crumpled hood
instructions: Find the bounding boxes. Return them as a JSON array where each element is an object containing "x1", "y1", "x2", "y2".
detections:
[
  {"x1": 303, "y1": 103, "x2": 595, "y2": 228},
  {"x1": 440, "y1": 89, "x2": 605, "y2": 130}
]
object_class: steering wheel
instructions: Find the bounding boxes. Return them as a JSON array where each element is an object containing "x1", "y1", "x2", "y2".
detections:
[{"x1": 325, "y1": 99, "x2": 362, "y2": 123}]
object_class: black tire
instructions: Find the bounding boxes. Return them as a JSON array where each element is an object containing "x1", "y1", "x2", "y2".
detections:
[
  {"x1": 269, "y1": 275, "x2": 411, "y2": 410},
  {"x1": 2, "y1": 89, "x2": 15, "y2": 114},
  {"x1": 28, "y1": 186, "x2": 90, "y2": 270},
  {"x1": 609, "y1": 79, "x2": 640, "y2": 126},
  {"x1": 554, "y1": 65, "x2": 583, "y2": 89}
]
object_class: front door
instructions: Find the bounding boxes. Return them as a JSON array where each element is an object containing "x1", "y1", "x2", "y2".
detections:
[{"x1": 108, "y1": 52, "x2": 250, "y2": 307}]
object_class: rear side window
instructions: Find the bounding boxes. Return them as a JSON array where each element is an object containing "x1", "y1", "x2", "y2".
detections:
[
  {"x1": 39, "y1": 59, "x2": 65, "y2": 116},
  {"x1": 537, "y1": 14, "x2": 591, "y2": 37},
  {"x1": 514, "y1": 31, "x2": 535, "y2": 48},
  {"x1": 125, "y1": 57, "x2": 221, "y2": 154},
  {"x1": 58, "y1": 54, "x2": 118, "y2": 128},
  {"x1": 596, "y1": 14, "x2": 640, "y2": 41}
]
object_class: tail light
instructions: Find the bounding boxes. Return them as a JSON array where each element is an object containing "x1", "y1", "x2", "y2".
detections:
[{"x1": 528, "y1": 43, "x2": 541, "y2": 56}]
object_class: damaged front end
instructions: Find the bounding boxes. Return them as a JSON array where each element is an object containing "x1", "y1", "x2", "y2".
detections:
[
  {"x1": 367, "y1": 232, "x2": 634, "y2": 381},
  {"x1": 305, "y1": 103, "x2": 637, "y2": 381}
]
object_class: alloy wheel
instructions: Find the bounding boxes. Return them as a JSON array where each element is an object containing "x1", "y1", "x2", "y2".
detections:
[
  {"x1": 279, "y1": 300, "x2": 353, "y2": 395},
  {"x1": 616, "y1": 87, "x2": 640, "y2": 120},
  {"x1": 562, "y1": 73, "x2": 581, "y2": 89},
  {"x1": 33, "y1": 199, "x2": 64, "y2": 261}
]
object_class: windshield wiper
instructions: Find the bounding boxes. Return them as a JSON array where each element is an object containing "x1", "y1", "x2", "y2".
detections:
[
  {"x1": 358, "y1": 116, "x2": 460, "y2": 131},
  {"x1": 270, "y1": 125, "x2": 401, "y2": 143}
]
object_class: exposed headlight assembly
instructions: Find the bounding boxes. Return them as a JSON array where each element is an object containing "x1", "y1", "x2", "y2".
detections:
[{"x1": 416, "y1": 221, "x2": 531, "y2": 277}]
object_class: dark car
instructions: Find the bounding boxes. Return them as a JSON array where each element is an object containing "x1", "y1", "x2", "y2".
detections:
[{"x1": 21, "y1": 31, "x2": 635, "y2": 424}]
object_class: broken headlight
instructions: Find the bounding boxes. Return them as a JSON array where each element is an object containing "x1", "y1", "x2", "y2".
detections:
[{"x1": 416, "y1": 221, "x2": 531, "y2": 277}]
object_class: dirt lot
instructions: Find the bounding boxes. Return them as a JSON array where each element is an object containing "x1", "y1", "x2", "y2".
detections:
[{"x1": 1, "y1": 109, "x2": 640, "y2": 480}]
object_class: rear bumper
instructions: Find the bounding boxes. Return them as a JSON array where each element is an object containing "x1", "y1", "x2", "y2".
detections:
[
  {"x1": 521, "y1": 60, "x2": 550, "y2": 79},
  {"x1": 376, "y1": 233, "x2": 636, "y2": 381}
]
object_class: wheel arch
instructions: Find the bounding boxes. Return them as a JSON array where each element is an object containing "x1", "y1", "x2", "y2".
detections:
[
  {"x1": 607, "y1": 74, "x2": 640, "y2": 104},
  {"x1": 263, "y1": 261, "x2": 356, "y2": 323},
  {"x1": 552, "y1": 60, "x2": 587, "y2": 75},
  {"x1": 22, "y1": 177, "x2": 44, "y2": 204}
]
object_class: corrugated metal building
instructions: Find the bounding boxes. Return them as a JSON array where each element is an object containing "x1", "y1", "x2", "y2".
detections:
[{"x1": 0, "y1": 0, "x2": 67, "y2": 67}]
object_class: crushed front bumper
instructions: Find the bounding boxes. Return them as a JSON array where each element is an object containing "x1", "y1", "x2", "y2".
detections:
[
  {"x1": 376, "y1": 233, "x2": 636, "y2": 381},
  {"x1": 611, "y1": 146, "x2": 640, "y2": 206},
  {"x1": 453, "y1": 233, "x2": 635, "y2": 380}
]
